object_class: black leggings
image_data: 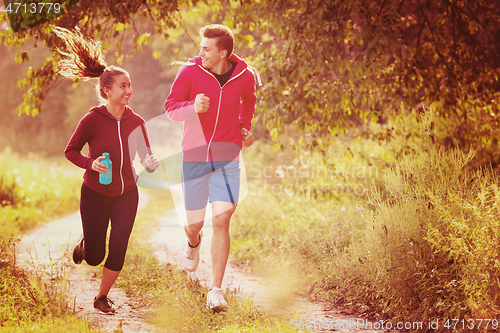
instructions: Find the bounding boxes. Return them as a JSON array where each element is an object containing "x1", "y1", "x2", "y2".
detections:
[{"x1": 80, "y1": 183, "x2": 138, "y2": 271}]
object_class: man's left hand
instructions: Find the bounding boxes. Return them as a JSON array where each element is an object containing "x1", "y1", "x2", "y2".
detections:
[{"x1": 241, "y1": 128, "x2": 254, "y2": 147}]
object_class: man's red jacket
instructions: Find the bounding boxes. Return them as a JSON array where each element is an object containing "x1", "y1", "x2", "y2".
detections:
[{"x1": 164, "y1": 54, "x2": 259, "y2": 162}]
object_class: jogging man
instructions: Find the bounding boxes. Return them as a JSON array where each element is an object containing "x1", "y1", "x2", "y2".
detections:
[{"x1": 164, "y1": 24, "x2": 259, "y2": 312}]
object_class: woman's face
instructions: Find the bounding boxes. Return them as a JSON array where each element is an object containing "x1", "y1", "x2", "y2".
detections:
[{"x1": 105, "y1": 74, "x2": 132, "y2": 106}]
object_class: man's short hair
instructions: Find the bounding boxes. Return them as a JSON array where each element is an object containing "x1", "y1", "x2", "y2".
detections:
[{"x1": 200, "y1": 24, "x2": 234, "y2": 58}]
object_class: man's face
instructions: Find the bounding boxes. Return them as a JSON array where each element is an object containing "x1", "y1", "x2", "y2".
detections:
[{"x1": 199, "y1": 37, "x2": 225, "y2": 70}]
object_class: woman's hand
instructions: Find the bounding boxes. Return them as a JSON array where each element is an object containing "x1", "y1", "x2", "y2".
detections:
[
  {"x1": 145, "y1": 154, "x2": 159, "y2": 170},
  {"x1": 92, "y1": 156, "x2": 108, "y2": 174}
]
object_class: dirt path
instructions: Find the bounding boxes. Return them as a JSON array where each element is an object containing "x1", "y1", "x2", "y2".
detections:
[
  {"x1": 16, "y1": 190, "x2": 397, "y2": 333},
  {"x1": 16, "y1": 197, "x2": 156, "y2": 333},
  {"x1": 150, "y1": 210, "x2": 397, "y2": 333}
]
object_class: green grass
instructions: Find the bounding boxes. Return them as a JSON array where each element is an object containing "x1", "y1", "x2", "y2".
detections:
[
  {"x1": 0, "y1": 147, "x2": 81, "y2": 233},
  {"x1": 0, "y1": 148, "x2": 97, "y2": 332},
  {"x1": 0, "y1": 147, "x2": 83, "y2": 260},
  {"x1": 229, "y1": 119, "x2": 500, "y2": 332},
  {"x1": 0, "y1": 264, "x2": 95, "y2": 332},
  {"x1": 0, "y1": 316, "x2": 95, "y2": 333},
  {"x1": 116, "y1": 189, "x2": 296, "y2": 332},
  {"x1": 232, "y1": 141, "x2": 381, "y2": 310}
]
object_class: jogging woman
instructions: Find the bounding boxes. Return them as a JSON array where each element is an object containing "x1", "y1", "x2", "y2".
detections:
[{"x1": 54, "y1": 27, "x2": 159, "y2": 314}]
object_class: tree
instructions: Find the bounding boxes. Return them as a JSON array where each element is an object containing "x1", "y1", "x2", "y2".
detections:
[
  {"x1": 218, "y1": 0, "x2": 500, "y2": 162},
  {"x1": 0, "y1": 0, "x2": 196, "y2": 116},
  {"x1": 4, "y1": 0, "x2": 500, "y2": 165}
]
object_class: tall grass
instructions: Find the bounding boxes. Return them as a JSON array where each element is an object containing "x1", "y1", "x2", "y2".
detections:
[
  {"x1": 346, "y1": 140, "x2": 500, "y2": 327},
  {"x1": 0, "y1": 148, "x2": 81, "y2": 230},
  {"x1": 0, "y1": 148, "x2": 96, "y2": 332},
  {"x1": 0, "y1": 148, "x2": 81, "y2": 266},
  {"x1": 232, "y1": 137, "x2": 385, "y2": 305},
  {"x1": 231, "y1": 120, "x2": 500, "y2": 331}
]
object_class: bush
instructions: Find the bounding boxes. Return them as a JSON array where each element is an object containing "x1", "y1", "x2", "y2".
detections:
[
  {"x1": 0, "y1": 149, "x2": 89, "y2": 330},
  {"x1": 233, "y1": 121, "x2": 500, "y2": 331},
  {"x1": 348, "y1": 140, "x2": 500, "y2": 328},
  {"x1": 0, "y1": 171, "x2": 19, "y2": 207},
  {"x1": 0, "y1": 148, "x2": 81, "y2": 232}
]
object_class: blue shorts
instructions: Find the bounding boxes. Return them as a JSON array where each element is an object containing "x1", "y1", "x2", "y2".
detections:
[{"x1": 182, "y1": 161, "x2": 240, "y2": 211}]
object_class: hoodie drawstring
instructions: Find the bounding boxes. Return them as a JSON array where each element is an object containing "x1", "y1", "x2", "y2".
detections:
[
  {"x1": 171, "y1": 61, "x2": 196, "y2": 66},
  {"x1": 247, "y1": 65, "x2": 263, "y2": 87},
  {"x1": 172, "y1": 60, "x2": 263, "y2": 87}
]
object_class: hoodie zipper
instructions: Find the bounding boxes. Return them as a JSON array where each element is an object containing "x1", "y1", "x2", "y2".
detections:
[
  {"x1": 116, "y1": 119, "x2": 125, "y2": 195},
  {"x1": 199, "y1": 65, "x2": 247, "y2": 162}
]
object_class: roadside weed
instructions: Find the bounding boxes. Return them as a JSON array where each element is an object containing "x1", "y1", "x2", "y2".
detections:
[{"x1": 0, "y1": 150, "x2": 96, "y2": 332}]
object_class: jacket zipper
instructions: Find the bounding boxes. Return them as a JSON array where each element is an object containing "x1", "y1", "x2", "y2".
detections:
[
  {"x1": 117, "y1": 119, "x2": 125, "y2": 195},
  {"x1": 199, "y1": 66, "x2": 247, "y2": 162},
  {"x1": 206, "y1": 88, "x2": 223, "y2": 162}
]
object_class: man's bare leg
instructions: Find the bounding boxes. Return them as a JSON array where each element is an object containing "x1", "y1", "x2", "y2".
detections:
[{"x1": 210, "y1": 201, "x2": 236, "y2": 289}]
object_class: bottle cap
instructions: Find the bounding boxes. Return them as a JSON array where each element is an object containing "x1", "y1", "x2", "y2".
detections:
[{"x1": 103, "y1": 152, "x2": 109, "y2": 158}]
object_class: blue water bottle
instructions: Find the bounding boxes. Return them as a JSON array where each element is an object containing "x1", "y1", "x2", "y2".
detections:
[{"x1": 99, "y1": 152, "x2": 112, "y2": 185}]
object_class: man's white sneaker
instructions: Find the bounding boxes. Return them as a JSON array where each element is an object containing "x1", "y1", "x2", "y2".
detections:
[
  {"x1": 182, "y1": 230, "x2": 203, "y2": 272},
  {"x1": 206, "y1": 287, "x2": 228, "y2": 312}
]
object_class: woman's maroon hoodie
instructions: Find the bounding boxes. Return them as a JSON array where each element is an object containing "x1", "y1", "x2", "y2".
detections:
[{"x1": 65, "y1": 105, "x2": 152, "y2": 197}]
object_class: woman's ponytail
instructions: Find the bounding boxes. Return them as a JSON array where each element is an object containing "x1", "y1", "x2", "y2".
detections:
[
  {"x1": 53, "y1": 27, "x2": 129, "y2": 103},
  {"x1": 53, "y1": 26, "x2": 107, "y2": 79}
]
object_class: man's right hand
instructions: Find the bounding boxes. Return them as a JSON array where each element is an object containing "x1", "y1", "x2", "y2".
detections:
[{"x1": 194, "y1": 93, "x2": 210, "y2": 113}]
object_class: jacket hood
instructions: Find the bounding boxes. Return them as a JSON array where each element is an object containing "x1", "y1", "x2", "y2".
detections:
[
  {"x1": 172, "y1": 54, "x2": 262, "y2": 86},
  {"x1": 89, "y1": 105, "x2": 134, "y2": 119}
]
